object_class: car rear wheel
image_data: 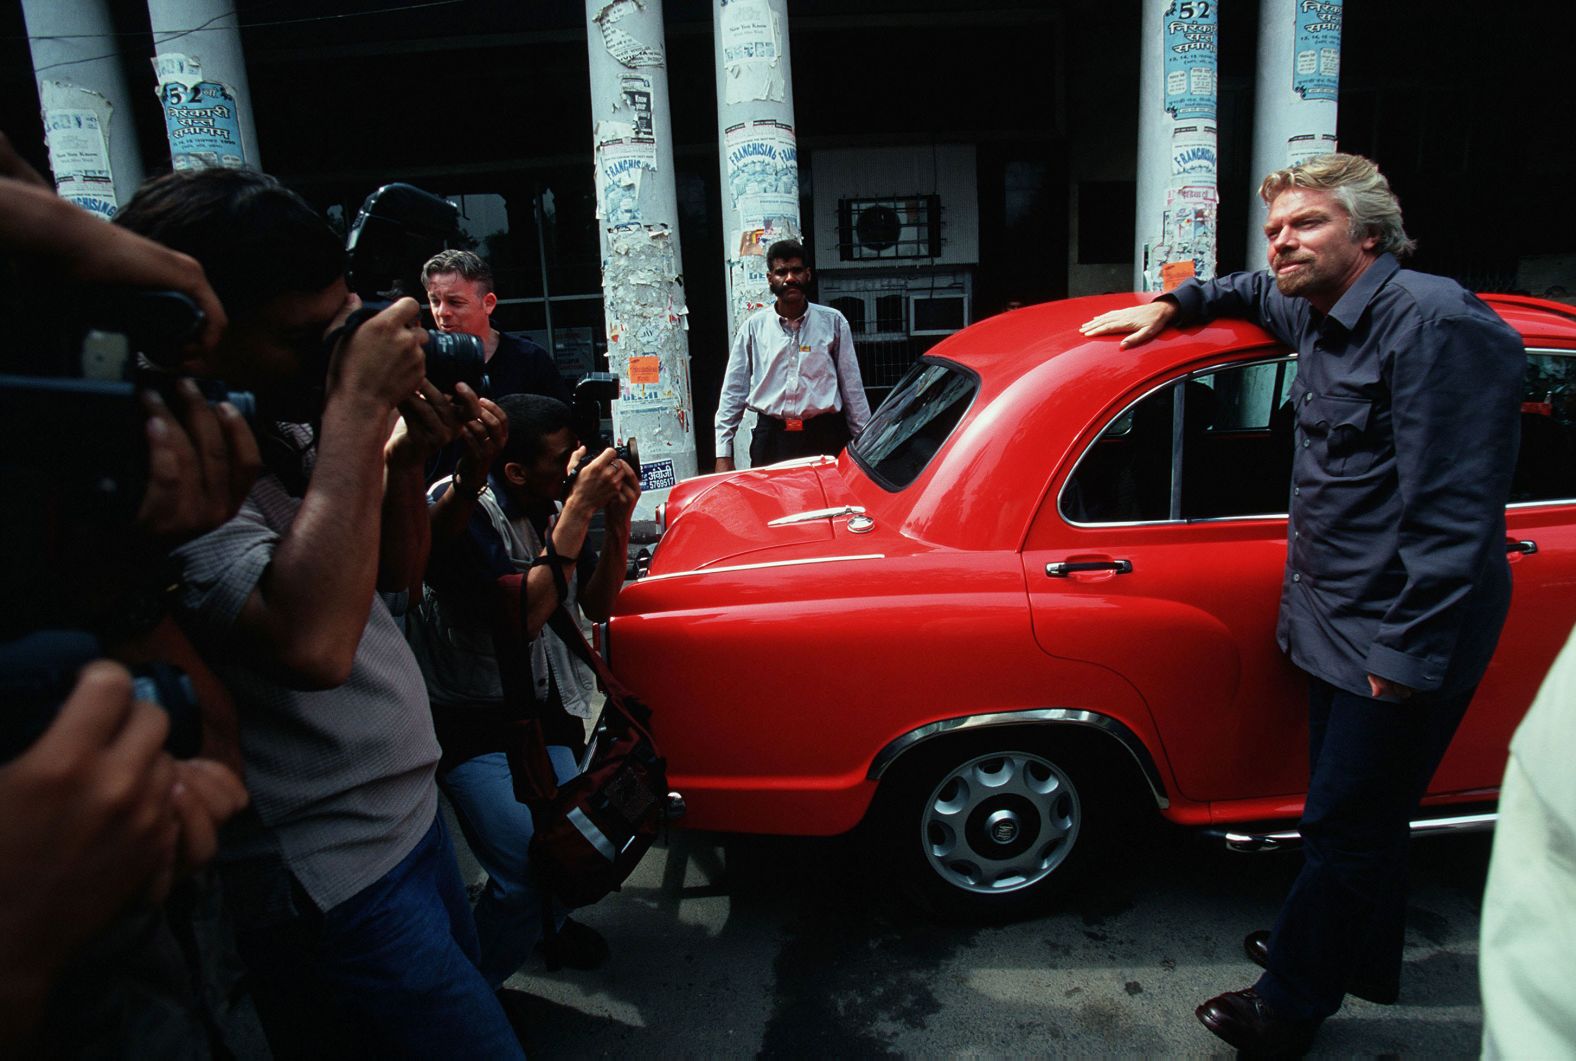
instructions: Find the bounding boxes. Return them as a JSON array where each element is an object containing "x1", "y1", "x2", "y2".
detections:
[{"x1": 875, "y1": 736, "x2": 1099, "y2": 917}]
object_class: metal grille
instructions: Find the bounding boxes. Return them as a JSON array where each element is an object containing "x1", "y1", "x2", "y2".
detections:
[{"x1": 837, "y1": 195, "x2": 942, "y2": 261}]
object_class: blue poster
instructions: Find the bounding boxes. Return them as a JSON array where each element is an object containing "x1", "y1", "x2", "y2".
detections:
[
  {"x1": 159, "y1": 80, "x2": 245, "y2": 169},
  {"x1": 1163, "y1": 1, "x2": 1218, "y2": 120},
  {"x1": 1293, "y1": 0, "x2": 1343, "y2": 101}
]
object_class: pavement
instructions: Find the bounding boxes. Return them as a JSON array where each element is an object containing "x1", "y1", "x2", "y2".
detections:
[{"x1": 446, "y1": 801, "x2": 1494, "y2": 1058}]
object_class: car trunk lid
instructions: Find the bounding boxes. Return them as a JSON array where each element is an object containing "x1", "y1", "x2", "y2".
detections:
[{"x1": 649, "y1": 462, "x2": 839, "y2": 572}]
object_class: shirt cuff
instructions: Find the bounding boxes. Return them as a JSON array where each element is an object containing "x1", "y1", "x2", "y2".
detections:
[{"x1": 1364, "y1": 643, "x2": 1446, "y2": 694}]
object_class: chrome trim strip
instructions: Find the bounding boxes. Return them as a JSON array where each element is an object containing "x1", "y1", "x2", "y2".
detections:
[
  {"x1": 1221, "y1": 811, "x2": 1498, "y2": 852},
  {"x1": 767, "y1": 505, "x2": 868, "y2": 527},
  {"x1": 639, "y1": 553, "x2": 886, "y2": 582},
  {"x1": 866, "y1": 707, "x2": 1170, "y2": 809}
]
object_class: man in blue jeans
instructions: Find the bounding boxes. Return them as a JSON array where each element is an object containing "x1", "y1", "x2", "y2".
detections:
[
  {"x1": 1082, "y1": 153, "x2": 1524, "y2": 1054},
  {"x1": 414, "y1": 393, "x2": 638, "y2": 987},
  {"x1": 115, "y1": 168, "x2": 522, "y2": 1059}
]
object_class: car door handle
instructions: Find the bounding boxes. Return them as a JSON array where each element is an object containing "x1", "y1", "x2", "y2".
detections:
[
  {"x1": 1506, "y1": 539, "x2": 1538, "y2": 556},
  {"x1": 1046, "y1": 560, "x2": 1133, "y2": 577}
]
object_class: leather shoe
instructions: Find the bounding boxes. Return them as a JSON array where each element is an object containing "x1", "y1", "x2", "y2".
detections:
[
  {"x1": 1242, "y1": 930, "x2": 1398, "y2": 1005},
  {"x1": 1195, "y1": 987, "x2": 1317, "y2": 1056}
]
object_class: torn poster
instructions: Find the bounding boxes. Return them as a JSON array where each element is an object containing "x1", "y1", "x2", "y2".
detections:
[
  {"x1": 1293, "y1": 0, "x2": 1342, "y2": 102},
  {"x1": 620, "y1": 75, "x2": 654, "y2": 137},
  {"x1": 724, "y1": 120, "x2": 798, "y2": 207},
  {"x1": 594, "y1": 0, "x2": 665, "y2": 68},
  {"x1": 39, "y1": 81, "x2": 117, "y2": 219},
  {"x1": 1162, "y1": 0, "x2": 1218, "y2": 121},
  {"x1": 1286, "y1": 132, "x2": 1339, "y2": 167},
  {"x1": 603, "y1": 226, "x2": 687, "y2": 412},
  {"x1": 596, "y1": 121, "x2": 658, "y2": 226},
  {"x1": 153, "y1": 54, "x2": 245, "y2": 170},
  {"x1": 720, "y1": 0, "x2": 784, "y2": 104}
]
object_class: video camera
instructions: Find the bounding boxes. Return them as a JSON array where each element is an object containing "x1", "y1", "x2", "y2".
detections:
[
  {"x1": 563, "y1": 372, "x2": 639, "y2": 492},
  {"x1": 344, "y1": 182, "x2": 488, "y2": 396}
]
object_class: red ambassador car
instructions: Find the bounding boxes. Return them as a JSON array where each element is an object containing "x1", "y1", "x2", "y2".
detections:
[{"x1": 604, "y1": 293, "x2": 1576, "y2": 915}]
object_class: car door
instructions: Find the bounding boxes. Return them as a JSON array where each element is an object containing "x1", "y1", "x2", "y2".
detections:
[
  {"x1": 1430, "y1": 345, "x2": 1576, "y2": 793},
  {"x1": 1023, "y1": 353, "x2": 1309, "y2": 805}
]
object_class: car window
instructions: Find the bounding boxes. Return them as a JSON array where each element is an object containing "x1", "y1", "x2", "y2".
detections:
[
  {"x1": 1061, "y1": 357, "x2": 1299, "y2": 523},
  {"x1": 849, "y1": 358, "x2": 978, "y2": 491},
  {"x1": 1513, "y1": 349, "x2": 1576, "y2": 504}
]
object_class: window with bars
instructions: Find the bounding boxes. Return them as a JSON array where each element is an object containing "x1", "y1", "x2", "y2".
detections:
[{"x1": 837, "y1": 195, "x2": 942, "y2": 261}]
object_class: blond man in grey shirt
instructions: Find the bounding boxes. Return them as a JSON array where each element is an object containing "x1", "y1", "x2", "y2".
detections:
[{"x1": 715, "y1": 239, "x2": 871, "y2": 471}]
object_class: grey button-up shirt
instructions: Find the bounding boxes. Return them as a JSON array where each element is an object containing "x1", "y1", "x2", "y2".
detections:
[
  {"x1": 715, "y1": 301, "x2": 872, "y2": 453},
  {"x1": 1166, "y1": 255, "x2": 1525, "y2": 697}
]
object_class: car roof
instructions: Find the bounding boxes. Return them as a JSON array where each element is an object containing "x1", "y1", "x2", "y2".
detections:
[{"x1": 872, "y1": 292, "x2": 1576, "y2": 552}]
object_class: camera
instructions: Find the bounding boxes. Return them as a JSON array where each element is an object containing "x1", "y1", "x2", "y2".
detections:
[
  {"x1": 0, "y1": 290, "x2": 254, "y2": 531},
  {"x1": 344, "y1": 182, "x2": 488, "y2": 396},
  {"x1": 563, "y1": 372, "x2": 639, "y2": 492},
  {"x1": 0, "y1": 630, "x2": 202, "y2": 764}
]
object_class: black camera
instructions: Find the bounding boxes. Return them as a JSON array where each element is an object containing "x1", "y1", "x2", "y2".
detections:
[
  {"x1": 0, "y1": 289, "x2": 254, "y2": 574},
  {"x1": 0, "y1": 630, "x2": 201, "y2": 764},
  {"x1": 344, "y1": 182, "x2": 488, "y2": 396},
  {"x1": 563, "y1": 372, "x2": 638, "y2": 492}
]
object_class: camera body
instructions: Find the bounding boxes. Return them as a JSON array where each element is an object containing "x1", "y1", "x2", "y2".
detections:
[
  {"x1": 0, "y1": 630, "x2": 201, "y2": 764},
  {"x1": 343, "y1": 182, "x2": 488, "y2": 396},
  {"x1": 562, "y1": 372, "x2": 639, "y2": 493}
]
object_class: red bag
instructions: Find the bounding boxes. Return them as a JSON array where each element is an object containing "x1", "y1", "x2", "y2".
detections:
[{"x1": 526, "y1": 608, "x2": 678, "y2": 909}]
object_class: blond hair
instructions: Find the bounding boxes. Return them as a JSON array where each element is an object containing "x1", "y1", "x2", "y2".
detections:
[{"x1": 1259, "y1": 153, "x2": 1417, "y2": 259}]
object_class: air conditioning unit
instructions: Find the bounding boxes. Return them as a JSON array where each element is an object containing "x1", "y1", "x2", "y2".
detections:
[{"x1": 837, "y1": 195, "x2": 942, "y2": 261}]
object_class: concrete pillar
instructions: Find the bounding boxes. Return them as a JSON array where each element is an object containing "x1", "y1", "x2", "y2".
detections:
[
  {"x1": 147, "y1": 0, "x2": 261, "y2": 170},
  {"x1": 712, "y1": 0, "x2": 800, "y2": 468},
  {"x1": 1246, "y1": 0, "x2": 1341, "y2": 263},
  {"x1": 22, "y1": 0, "x2": 145, "y2": 217},
  {"x1": 1135, "y1": 0, "x2": 1219, "y2": 292},
  {"x1": 585, "y1": 0, "x2": 697, "y2": 514}
]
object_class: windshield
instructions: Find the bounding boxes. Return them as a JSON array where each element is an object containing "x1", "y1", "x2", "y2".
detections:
[{"x1": 850, "y1": 358, "x2": 978, "y2": 491}]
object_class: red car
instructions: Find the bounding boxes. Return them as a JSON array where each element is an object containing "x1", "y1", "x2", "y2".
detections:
[{"x1": 605, "y1": 293, "x2": 1576, "y2": 915}]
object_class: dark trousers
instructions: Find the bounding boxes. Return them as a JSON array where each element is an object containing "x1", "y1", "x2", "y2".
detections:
[
  {"x1": 748, "y1": 411, "x2": 851, "y2": 466},
  {"x1": 234, "y1": 814, "x2": 523, "y2": 1060},
  {"x1": 1254, "y1": 676, "x2": 1477, "y2": 1021}
]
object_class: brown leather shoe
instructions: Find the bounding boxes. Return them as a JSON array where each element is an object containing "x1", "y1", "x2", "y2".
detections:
[
  {"x1": 1242, "y1": 930, "x2": 1398, "y2": 1006},
  {"x1": 1196, "y1": 988, "x2": 1318, "y2": 1056}
]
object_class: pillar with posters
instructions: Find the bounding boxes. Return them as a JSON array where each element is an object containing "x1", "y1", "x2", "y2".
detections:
[
  {"x1": 1135, "y1": 0, "x2": 1219, "y2": 293},
  {"x1": 22, "y1": 0, "x2": 145, "y2": 218},
  {"x1": 1246, "y1": 0, "x2": 1341, "y2": 263},
  {"x1": 584, "y1": 0, "x2": 697, "y2": 514},
  {"x1": 147, "y1": 0, "x2": 262, "y2": 171},
  {"x1": 713, "y1": 0, "x2": 799, "y2": 468}
]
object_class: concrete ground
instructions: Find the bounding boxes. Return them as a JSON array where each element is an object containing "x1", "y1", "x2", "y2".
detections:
[{"x1": 448, "y1": 801, "x2": 1494, "y2": 1058}]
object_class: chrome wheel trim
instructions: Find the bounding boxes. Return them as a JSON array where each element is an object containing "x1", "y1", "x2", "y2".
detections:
[{"x1": 919, "y1": 750, "x2": 1081, "y2": 896}]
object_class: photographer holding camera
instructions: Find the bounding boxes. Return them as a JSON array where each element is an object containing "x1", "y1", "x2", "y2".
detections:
[
  {"x1": 412, "y1": 393, "x2": 638, "y2": 990},
  {"x1": 113, "y1": 167, "x2": 524, "y2": 1057},
  {"x1": 0, "y1": 151, "x2": 254, "y2": 1051}
]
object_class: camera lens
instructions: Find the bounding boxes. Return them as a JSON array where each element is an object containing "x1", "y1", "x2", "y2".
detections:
[{"x1": 423, "y1": 330, "x2": 488, "y2": 396}]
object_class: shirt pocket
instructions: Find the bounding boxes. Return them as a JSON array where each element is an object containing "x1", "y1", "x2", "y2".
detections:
[{"x1": 1300, "y1": 394, "x2": 1375, "y2": 476}]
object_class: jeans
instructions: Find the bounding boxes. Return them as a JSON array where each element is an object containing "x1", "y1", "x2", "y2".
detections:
[
  {"x1": 1255, "y1": 676, "x2": 1477, "y2": 1021},
  {"x1": 441, "y1": 746, "x2": 579, "y2": 988},
  {"x1": 234, "y1": 813, "x2": 523, "y2": 1060}
]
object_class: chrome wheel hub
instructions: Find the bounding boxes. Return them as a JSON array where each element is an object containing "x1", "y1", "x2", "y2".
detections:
[{"x1": 919, "y1": 750, "x2": 1081, "y2": 895}]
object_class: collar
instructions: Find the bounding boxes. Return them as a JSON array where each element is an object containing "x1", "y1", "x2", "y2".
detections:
[
  {"x1": 486, "y1": 473, "x2": 534, "y2": 521},
  {"x1": 774, "y1": 301, "x2": 810, "y2": 326},
  {"x1": 1323, "y1": 253, "x2": 1398, "y2": 332}
]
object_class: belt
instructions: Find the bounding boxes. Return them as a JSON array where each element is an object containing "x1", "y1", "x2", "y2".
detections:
[{"x1": 756, "y1": 411, "x2": 836, "y2": 432}]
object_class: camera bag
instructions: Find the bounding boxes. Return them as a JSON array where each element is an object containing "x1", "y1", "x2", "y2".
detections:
[{"x1": 524, "y1": 605, "x2": 674, "y2": 910}]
